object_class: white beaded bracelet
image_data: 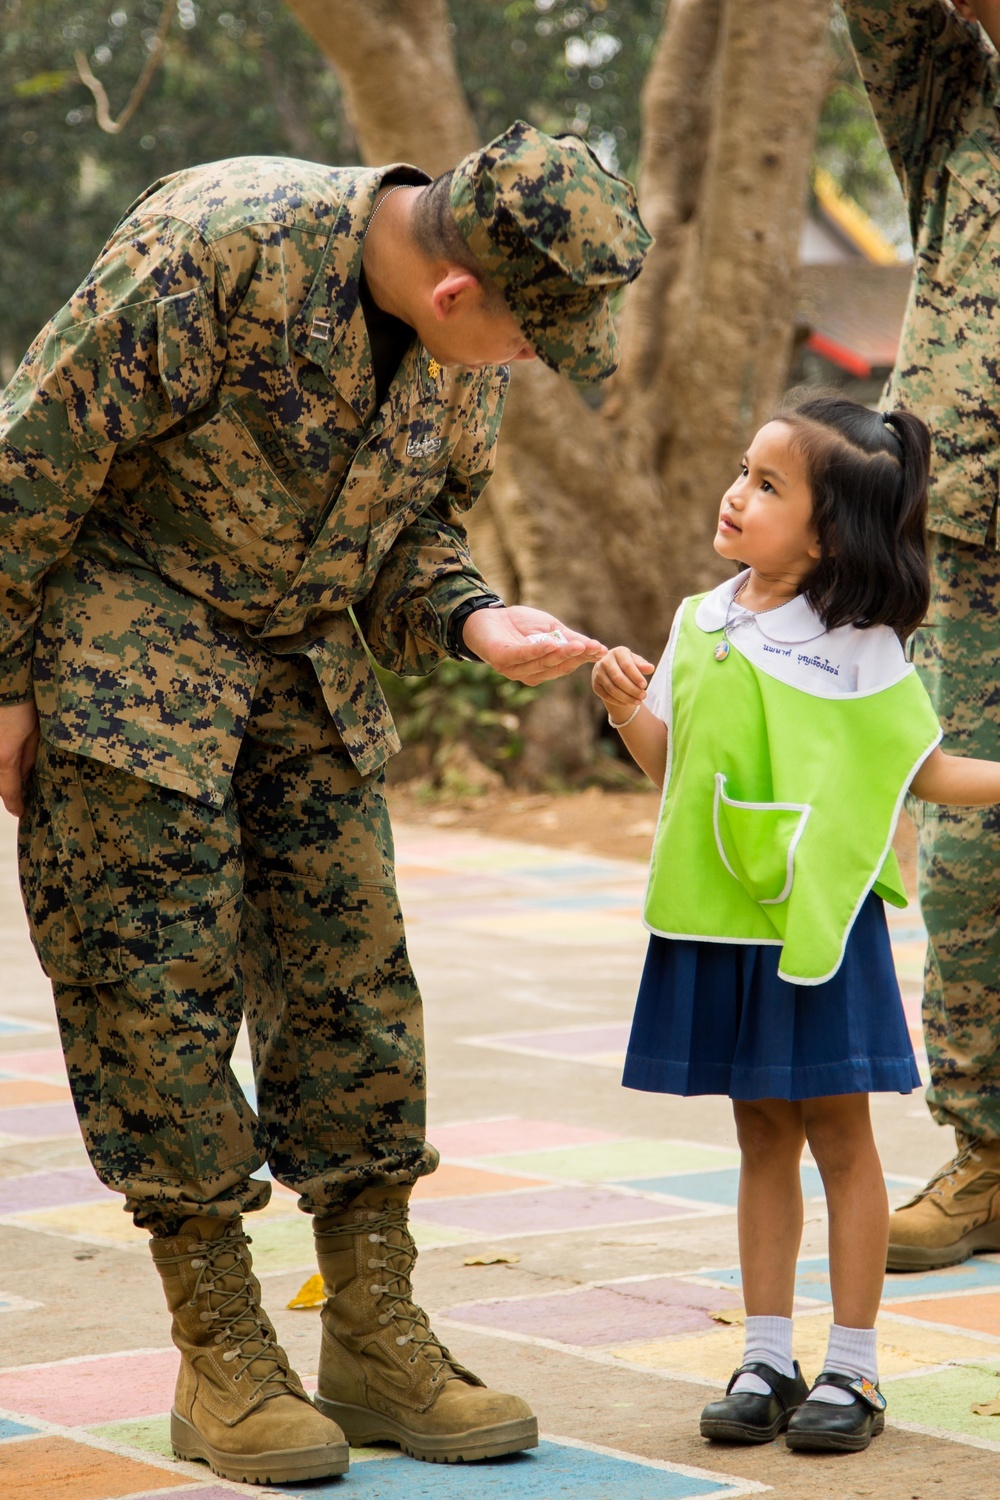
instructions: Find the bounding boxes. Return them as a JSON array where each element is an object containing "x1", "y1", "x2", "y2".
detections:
[{"x1": 608, "y1": 703, "x2": 641, "y2": 730}]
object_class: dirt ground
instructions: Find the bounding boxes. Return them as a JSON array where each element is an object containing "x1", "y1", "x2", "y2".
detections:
[{"x1": 387, "y1": 781, "x2": 920, "y2": 898}]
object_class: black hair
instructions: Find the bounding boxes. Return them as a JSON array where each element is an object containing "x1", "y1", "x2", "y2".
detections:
[
  {"x1": 410, "y1": 171, "x2": 508, "y2": 313},
  {"x1": 776, "y1": 392, "x2": 930, "y2": 641}
]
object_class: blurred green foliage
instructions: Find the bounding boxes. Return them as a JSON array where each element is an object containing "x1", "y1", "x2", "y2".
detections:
[{"x1": 376, "y1": 659, "x2": 542, "y2": 789}]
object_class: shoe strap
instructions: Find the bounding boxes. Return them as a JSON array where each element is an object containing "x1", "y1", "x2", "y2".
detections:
[
  {"x1": 726, "y1": 1361, "x2": 792, "y2": 1397},
  {"x1": 811, "y1": 1370, "x2": 886, "y2": 1411}
]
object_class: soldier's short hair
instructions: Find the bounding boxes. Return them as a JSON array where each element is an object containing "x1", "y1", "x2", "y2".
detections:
[{"x1": 411, "y1": 173, "x2": 508, "y2": 313}]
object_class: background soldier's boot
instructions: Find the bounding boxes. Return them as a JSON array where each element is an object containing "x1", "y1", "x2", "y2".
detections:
[
  {"x1": 887, "y1": 1137, "x2": 1000, "y2": 1270},
  {"x1": 150, "y1": 1216, "x2": 349, "y2": 1484},
  {"x1": 313, "y1": 1184, "x2": 538, "y2": 1462}
]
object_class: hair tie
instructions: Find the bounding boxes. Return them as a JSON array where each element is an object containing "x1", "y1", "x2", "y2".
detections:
[{"x1": 881, "y1": 411, "x2": 904, "y2": 459}]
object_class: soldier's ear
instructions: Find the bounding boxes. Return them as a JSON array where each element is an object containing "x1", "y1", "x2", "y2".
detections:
[{"x1": 430, "y1": 269, "x2": 481, "y2": 322}]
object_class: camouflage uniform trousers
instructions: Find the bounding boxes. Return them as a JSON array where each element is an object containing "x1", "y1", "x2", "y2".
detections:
[
  {"x1": 909, "y1": 531, "x2": 1000, "y2": 1141},
  {"x1": 17, "y1": 652, "x2": 438, "y2": 1234}
]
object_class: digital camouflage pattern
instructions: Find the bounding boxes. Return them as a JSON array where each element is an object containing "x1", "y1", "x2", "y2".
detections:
[
  {"x1": 845, "y1": 0, "x2": 1000, "y2": 544},
  {"x1": 18, "y1": 654, "x2": 437, "y2": 1233},
  {"x1": 909, "y1": 534, "x2": 1000, "y2": 1138},
  {"x1": 846, "y1": 1, "x2": 1000, "y2": 1138},
  {"x1": 450, "y1": 120, "x2": 652, "y2": 382},
  {"x1": 0, "y1": 155, "x2": 507, "y2": 801}
]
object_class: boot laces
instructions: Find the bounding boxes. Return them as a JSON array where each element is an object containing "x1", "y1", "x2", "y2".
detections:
[
  {"x1": 326, "y1": 1205, "x2": 463, "y2": 1383},
  {"x1": 919, "y1": 1140, "x2": 983, "y2": 1202},
  {"x1": 166, "y1": 1227, "x2": 296, "y2": 1400}
]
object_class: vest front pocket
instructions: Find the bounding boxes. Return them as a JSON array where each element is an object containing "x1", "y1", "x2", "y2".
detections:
[{"x1": 712, "y1": 773, "x2": 811, "y2": 906}]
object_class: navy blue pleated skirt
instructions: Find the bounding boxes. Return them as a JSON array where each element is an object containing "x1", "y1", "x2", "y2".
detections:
[{"x1": 623, "y1": 892, "x2": 920, "y2": 1101}]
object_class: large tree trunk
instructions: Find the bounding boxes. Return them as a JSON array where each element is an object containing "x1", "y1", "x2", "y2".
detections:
[{"x1": 285, "y1": 0, "x2": 832, "y2": 778}]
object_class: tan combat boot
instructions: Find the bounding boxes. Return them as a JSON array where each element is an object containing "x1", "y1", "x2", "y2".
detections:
[
  {"x1": 887, "y1": 1136, "x2": 1000, "y2": 1270},
  {"x1": 150, "y1": 1216, "x2": 349, "y2": 1484},
  {"x1": 313, "y1": 1184, "x2": 537, "y2": 1462}
]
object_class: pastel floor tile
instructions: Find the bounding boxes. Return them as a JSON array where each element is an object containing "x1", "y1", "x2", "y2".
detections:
[
  {"x1": 469, "y1": 1025, "x2": 632, "y2": 1060},
  {"x1": 10, "y1": 1200, "x2": 156, "y2": 1248},
  {"x1": 0, "y1": 1433, "x2": 191, "y2": 1497},
  {"x1": 269, "y1": 1440, "x2": 743, "y2": 1499},
  {"x1": 88, "y1": 1414, "x2": 173, "y2": 1461},
  {"x1": 411, "y1": 1163, "x2": 549, "y2": 1199},
  {"x1": 412, "y1": 1185, "x2": 699, "y2": 1237},
  {"x1": 443, "y1": 1277, "x2": 744, "y2": 1347},
  {"x1": 451, "y1": 912, "x2": 643, "y2": 947},
  {"x1": 609, "y1": 1310, "x2": 998, "y2": 1384},
  {"x1": 12, "y1": 1181, "x2": 303, "y2": 1250},
  {"x1": 621, "y1": 1167, "x2": 822, "y2": 1206},
  {"x1": 0, "y1": 1350, "x2": 178, "y2": 1426},
  {"x1": 0, "y1": 1048, "x2": 68, "y2": 1079},
  {"x1": 0, "y1": 1080, "x2": 71, "y2": 1108},
  {"x1": 0, "y1": 1168, "x2": 117, "y2": 1217},
  {"x1": 887, "y1": 1361, "x2": 1000, "y2": 1439},
  {"x1": 889, "y1": 1290, "x2": 1000, "y2": 1336},
  {"x1": 490, "y1": 1140, "x2": 742, "y2": 1183},
  {"x1": 0, "y1": 1417, "x2": 42, "y2": 1440},
  {"x1": 0, "y1": 1101, "x2": 80, "y2": 1140},
  {"x1": 880, "y1": 1257, "x2": 1000, "y2": 1300},
  {"x1": 0, "y1": 1018, "x2": 48, "y2": 1036},
  {"x1": 428, "y1": 1118, "x2": 623, "y2": 1159},
  {"x1": 621, "y1": 1166, "x2": 917, "y2": 1209},
  {"x1": 698, "y1": 1254, "x2": 1000, "y2": 1305}
]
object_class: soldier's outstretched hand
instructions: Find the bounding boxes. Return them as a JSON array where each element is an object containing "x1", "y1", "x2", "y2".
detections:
[{"x1": 461, "y1": 604, "x2": 605, "y2": 685}]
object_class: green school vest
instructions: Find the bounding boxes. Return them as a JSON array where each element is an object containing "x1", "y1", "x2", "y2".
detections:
[{"x1": 644, "y1": 597, "x2": 942, "y2": 985}]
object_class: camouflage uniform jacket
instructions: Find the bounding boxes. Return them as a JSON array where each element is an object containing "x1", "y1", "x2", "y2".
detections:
[
  {"x1": 844, "y1": 0, "x2": 1000, "y2": 543},
  {"x1": 0, "y1": 157, "x2": 507, "y2": 804}
]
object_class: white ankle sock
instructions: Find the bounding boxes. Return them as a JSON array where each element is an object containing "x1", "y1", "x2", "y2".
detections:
[
  {"x1": 730, "y1": 1315, "x2": 796, "y2": 1396},
  {"x1": 807, "y1": 1323, "x2": 878, "y2": 1406}
]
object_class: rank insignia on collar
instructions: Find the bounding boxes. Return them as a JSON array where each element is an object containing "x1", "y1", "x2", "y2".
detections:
[{"x1": 427, "y1": 356, "x2": 441, "y2": 379}]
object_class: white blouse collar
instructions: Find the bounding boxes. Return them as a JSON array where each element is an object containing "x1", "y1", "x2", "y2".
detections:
[{"x1": 694, "y1": 570, "x2": 828, "y2": 645}]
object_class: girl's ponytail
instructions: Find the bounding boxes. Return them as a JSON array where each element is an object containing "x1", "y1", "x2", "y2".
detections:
[{"x1": 779, "y1": 395, "x2": 931, "y2": 641}]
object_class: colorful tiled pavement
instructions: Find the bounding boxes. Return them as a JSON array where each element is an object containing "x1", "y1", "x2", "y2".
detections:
[{"x1": 2, "y1": 818, "x2": 998, "y2": 1499}]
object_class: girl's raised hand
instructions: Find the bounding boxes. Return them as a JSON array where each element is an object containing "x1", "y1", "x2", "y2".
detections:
[{"x1": 592, "y1": 646, "x2": 655, "y2": 715}]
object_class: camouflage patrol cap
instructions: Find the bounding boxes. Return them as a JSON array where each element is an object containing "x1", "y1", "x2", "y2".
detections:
[{"x1": 449, "y1": 120, "x2": 652, "y2": 381}]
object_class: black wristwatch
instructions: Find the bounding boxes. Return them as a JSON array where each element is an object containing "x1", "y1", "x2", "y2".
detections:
[{"x1": 447, "y1": 595, "x2": 506, "y2": 660}]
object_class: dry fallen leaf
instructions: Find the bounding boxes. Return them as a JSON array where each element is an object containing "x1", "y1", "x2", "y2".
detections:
[
  {"x1": 463, "y1": 1253, "x2": 521, "y2": 1266},
  {"x1": 971, "y1": 1397, "x2": 1000, "y2": 1417},
  {"x1": 287, "y1": 1273, "x2": 326, "y2": 1310},
  {"x1": 709, "y1": 1309, "x2": 746, "y2": 1326}
]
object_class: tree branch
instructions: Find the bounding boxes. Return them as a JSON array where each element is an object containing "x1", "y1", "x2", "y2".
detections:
[
  {"x1": 74, "y1": 0, "x2": 176, "y2": 136},
  {"x1": 283, "y1": 0, "x2": 478, "y2": 173},
  {"x1": 610, "y1": 0, "x2": 724, "y2": 414}
]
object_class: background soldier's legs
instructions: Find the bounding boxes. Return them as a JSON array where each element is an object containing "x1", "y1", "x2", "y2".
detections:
[{"x1": 912, "y1": 533, "x2": 1000, "y2": 1141}]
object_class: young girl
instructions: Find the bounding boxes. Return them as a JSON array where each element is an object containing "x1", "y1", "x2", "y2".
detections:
[{"x1": 592, "y1": 395, "x2": 1000, "y2": 1455}]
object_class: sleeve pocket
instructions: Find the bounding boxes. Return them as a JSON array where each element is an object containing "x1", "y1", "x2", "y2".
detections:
[{"x1": 713, "y1": 772, "x2": 811, "y2": 905}]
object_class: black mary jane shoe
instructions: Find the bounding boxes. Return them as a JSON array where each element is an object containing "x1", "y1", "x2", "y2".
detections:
[
  {"x1": 700, "y1": 1360, "x2": 809, "y2": 1444},
  {"x1": 785, "y1": 1370, "x2": 886, "y2": 1453}
]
